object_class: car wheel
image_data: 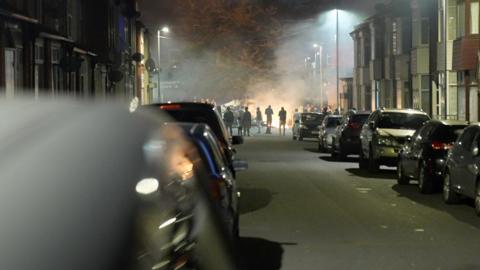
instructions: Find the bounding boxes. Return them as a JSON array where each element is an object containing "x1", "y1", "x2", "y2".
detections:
[
  {"x1": 443, "y1": 171, "x2": 460, "y2": 204},
  {"x1": 338, "y1": 143, "x2": 347, "y2": 161},
  {"x1": 293, "y1": 134, "x2": 296, "y2": 140},
  {"x1": 359, "y1": 150, "x2": 368, "y2": 170},
  {"x1": 368, "y1": 146, "x2": 379, "y2": 173},
  {"x1": 397, "y1": 158, "x2": 409, "y2": 185},
  {"x1": 318, "y1": 141, "x2": 323, "y2": 152},
  {"x1": 475, "y1": 181, "x2": 480, "y2": 216},
  {"x1": 418, "y1": 162, "x2": 434, "y2": 194}
]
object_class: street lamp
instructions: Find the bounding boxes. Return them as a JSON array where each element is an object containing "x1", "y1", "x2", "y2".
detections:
[
  {"x1": 335, "y1": 8, "x2": 339, "y2": 112},
  {"x1": 157, "y1": 26, "x2": 170, "y2": 102}
]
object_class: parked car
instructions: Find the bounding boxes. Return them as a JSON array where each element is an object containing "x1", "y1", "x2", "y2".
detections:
[
  {"x1": 144, "y1": 102, "x2": 244, "y2": 174},
  {"x1": 0, "y1": 101, "x2": 239, "y2": 270},
  {"x1": 318, "y1": 115, "x2": 343, "y2": 152},
  {"x1": 331, "y1": 112, "x2": 370, "y2": 159},
  {"x1": 292, "y1": 112, "x2": 325, "y2": 141},
  {"x1": 359, "y1": 109, "x2": 430, "y2": 172},
  {"x1": 443, "y1": 124, "x2": 480, "y2": 215},
  {"x1": 177, "y1": 123, "x2": 243, "y2": 238},
  {"x1": 397, "y1": 120, "x2": 468, "y2": 193}
]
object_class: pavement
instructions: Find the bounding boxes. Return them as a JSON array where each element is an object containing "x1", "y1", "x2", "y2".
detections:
[{"x1": 235, "y1": 133, "x2": 480, "y2": 270}]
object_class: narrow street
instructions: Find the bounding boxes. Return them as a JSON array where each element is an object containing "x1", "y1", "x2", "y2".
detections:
[{"x1": 237, "y1": 134, "x2": 480, "y2": 270}]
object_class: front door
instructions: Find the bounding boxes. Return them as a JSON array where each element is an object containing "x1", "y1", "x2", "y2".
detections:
[{"x1": 5, "y1": 49, "x2": 15, "y2": 99}]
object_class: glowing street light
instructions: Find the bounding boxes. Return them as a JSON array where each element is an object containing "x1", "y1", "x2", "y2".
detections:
[{"x1": 157, "y1": 26, "x2": 170, "y2": 103}]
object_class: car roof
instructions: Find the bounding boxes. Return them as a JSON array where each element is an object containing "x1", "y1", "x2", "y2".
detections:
[
  {"x1": 326, "y1": 115, "x2": 342, "y2": 118},
  {"x1": 428, "y1": 119, "x2": 470, "y2": 126},
  {"x1": 150, "y1": 102, "x2": 215, "y2": 110},
  {"x1": 378, "y1": 108, "x2": 428, "y2": 115}
]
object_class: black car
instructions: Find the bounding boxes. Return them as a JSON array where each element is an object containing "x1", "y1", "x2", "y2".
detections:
[
  {"x1": 331, "y1": 112, "x2": 370, "y2": 159},
  {"x1": 292, "y1": 112, "x2": 325, "y2": 141},
  {"x1": 443, "y1": 124, "x2": 480, "y2": 215},
  {"x1": 177, "y1": 123, "x2": 243, "y2": 237},
  {"x1": 0, "y1": 101, "x2": 238, "y2": 270},
  {"x1": 144, "y1": 102, "x2": 244, "y2": 173},
  {"x1": 397, "y1": 120, "x2": 468, "y2": 193}
]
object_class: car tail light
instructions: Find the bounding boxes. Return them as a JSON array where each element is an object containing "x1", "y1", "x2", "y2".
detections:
[
  {"x1": 431, "y1": 141, "x2": 454, "y2": 150},
  {"x1": 209, "y1": 178, "x2": 226, "y2": 201},
  {"x1": 159, "y1": 104, "x2": 182, "y2": 110},
  {"x1": 347, "y1": 122, "x2": 361, "y2": 129}
]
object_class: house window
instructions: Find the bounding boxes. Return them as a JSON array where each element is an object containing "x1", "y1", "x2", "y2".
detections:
[
  {"x1": 421, "y1": 18, "x2": 429, "y2": 44},
  {"x1": 448, "y1": 0, "x2": 458, "y2": 40},
  {"x1": 392, "y1": 21, "x2": 398, "y2": 54},
  {"x1": 457, "y1": 0, "x2": 466, "y2": 37},
  {"x1": 471, "y1": 0, "x2": 479, "y2": 34},
  {"x1": 421, "y1": 75, "x2": 431, "y2": 113}
]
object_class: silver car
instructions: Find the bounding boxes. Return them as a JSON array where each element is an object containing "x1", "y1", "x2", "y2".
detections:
[{"x1": 318, "y1": 115, "x2": 343, "y2": 152}]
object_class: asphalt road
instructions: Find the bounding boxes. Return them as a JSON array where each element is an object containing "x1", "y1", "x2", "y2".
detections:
[{"x1": 235, "y1": 133, "x2": 480, "y2": 270}]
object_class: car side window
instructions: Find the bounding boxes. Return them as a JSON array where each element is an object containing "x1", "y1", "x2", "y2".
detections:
[
  {"x1": 458, "y1": 127, "x2": 477, "y2": 151},
  {"x1": 206, "y1": 132, "x2": 228, "y2": 170},
  {"x1": 418, "y1": 124, "x2": 433, "y2": 143}
]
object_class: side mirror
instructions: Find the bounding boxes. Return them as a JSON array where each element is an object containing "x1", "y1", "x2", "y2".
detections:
[
  {"x1": 472, "y1": 142, "x2": 479, "y2": 156},
  {"x1": 232, "y1": 160, "x2": 248, "y2": 172},
  {"x1": 368, "y1": 121, "x2": 376, "y2": 130},
  {"x1": 473, "y1": 147, "x2": 479, "y2": 157},
  {"x1": 232, "y1": 136, "x2": 244, "y2": 145}
]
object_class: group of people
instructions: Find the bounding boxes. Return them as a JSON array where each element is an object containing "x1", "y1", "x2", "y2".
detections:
[{"x1": 223, "y1": 105, "x2": 288, "y2": 136}]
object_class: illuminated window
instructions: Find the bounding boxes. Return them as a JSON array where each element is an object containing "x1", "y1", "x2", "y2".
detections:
[{"x1": 471, "y1": 0, "x2": 479, "y2": 34}]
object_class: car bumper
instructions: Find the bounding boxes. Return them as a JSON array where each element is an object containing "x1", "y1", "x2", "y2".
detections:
[
  {"x1": 375, "y1": 146, "x2": 401, "y2": 166},
  {"x1": 340, "y1": 138, "x2": 361, "y2": 154},
  {"x1": 300, "y1": 129, "x2": 320, "y2": 138}
]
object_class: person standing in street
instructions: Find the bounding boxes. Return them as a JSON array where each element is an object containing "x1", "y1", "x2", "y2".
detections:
[
  {"x1": 278, "y1": 107, "x2": 287, "y2": 136},
  {"x1": 242, "y1": 107, "x2": 252, "y2": 136},
  {"x1": 223, "y1": 106, "x2": 235, "y2": 135},
  {"x1": 265, "y1": 105, "x2": 274, "y2": 134},
  {"x1": 256, "y1": 107, "x2": 263, "y2": 134},
  {"x1": 237, "y1": 108, "x2": 244, "y2": 136}
]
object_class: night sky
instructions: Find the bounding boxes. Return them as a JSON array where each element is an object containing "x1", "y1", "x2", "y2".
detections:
[{"x1": 138, "y1": 0, "x2": 383, "y2": 32}]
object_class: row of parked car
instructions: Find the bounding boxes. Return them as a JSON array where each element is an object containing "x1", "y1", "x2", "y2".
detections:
[
  {"x1": 293, "y1": 108, "x2": 480, "y2": 216},
  {"x1": 1, "y1": 100, "x2": 245, "y2": 270}
]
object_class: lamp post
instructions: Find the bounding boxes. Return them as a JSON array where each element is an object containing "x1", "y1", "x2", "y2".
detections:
[
  {"x1": 336, "y1": 8, "x2": 340, "y2": 112},
  {"x1": 157, "y1": 26, "x2": 170, "y2": 103}
]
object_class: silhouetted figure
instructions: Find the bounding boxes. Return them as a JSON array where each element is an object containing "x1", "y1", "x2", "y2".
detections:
[
  {"x1": 242, "y1": 107, "x2": 252, "y2": 136},
  {"x1": 256, "y1": 107, "x2": 263, "y2": 134},
  {"x1": 265, "y1": 105, "x2": 274, "y2": 134},
  {"x1": 223, "y1": 106, "x2": 235, "y2": 135},
  {"x1": 278, "y1": 107, "x2": 287, "y2": 136},
  {"x1": 237, "y1": 108, "x2": 244, "y2": 136}
]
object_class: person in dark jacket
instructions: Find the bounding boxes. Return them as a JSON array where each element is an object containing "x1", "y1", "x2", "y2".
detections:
[
  {"x1": 223, "y1": 107, "x2": 235, "y2": 135},
  {"x1": 278, "y1": 107, "x2": 287, "y2": 136},
  {"x1": 256, "y1": 107, "x2": 263, "y2": 134},
  {"x1": 265, "y1": 105, "x2": 274, "y2": 134},
  {"x1": 242, "y1": 107, "x2": 252, "y2": 136}
]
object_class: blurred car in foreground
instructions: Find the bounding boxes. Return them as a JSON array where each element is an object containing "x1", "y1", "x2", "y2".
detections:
[
  {"x1": 331, "y1": 112, "x2": 370, "y2": 159},
  {"x1": 443, "y1": 124, "x2": 480, "y2": 215},
  {"x1": 318, "y1": 115, "x2": 343, "y2": 152},
  {"x1": 397, "y1": 120, "x2": 468, "y2": 193},
  {"x1": 0, "y1": 101, "x2": 238, "y2": 270},
  {"x1": 359, "y1": 108, "x2": 430, "y2": 172},
  {"x1": 143, "y1": 102, "x2": 243, "y2": 174},
  {"x1": 292, "y1": 112, "x2": 324, "y2": 141},
  {"x1": 177, "y1": 123, "x2": 244, "y2": 238}
]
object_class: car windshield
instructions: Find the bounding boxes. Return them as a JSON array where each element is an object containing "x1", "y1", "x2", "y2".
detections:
[
  {"x1": 301, "y1": 114, "x2": 324, "y2": 124},
  {"x1": 350, "y1": 114, "x2": 369, "y2": 124},
  {"x1": 377, "y1": 113, "x2": 429, "y2": 130},
  {"x1": 431, "y1": 125, "x2": 468, "y2": 142},
  {"x1": 326, "y1": 117, "x2": 341, "y2": 128},
  {"x1": 157, "y1": 107, "x2": 228, "y2": 146}
]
